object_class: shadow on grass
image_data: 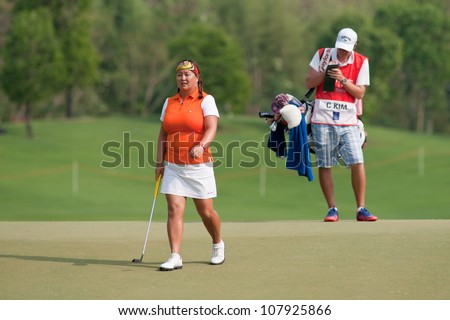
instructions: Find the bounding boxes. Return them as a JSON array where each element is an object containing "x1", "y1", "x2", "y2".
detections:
[
  {"x1": 0, "y1": 254, "x2": 159, "y2": 268},
  {"x1": 0, "y1": 254, "x2": 211, "y2": 270}
]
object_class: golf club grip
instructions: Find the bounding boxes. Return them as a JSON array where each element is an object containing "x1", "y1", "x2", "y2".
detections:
[
  {"x1": 258, "y1": 111, "x2": 275, "y2": 119},
  {"x1": 154, "y1": 174, "x2": 162, "y2": 198}
]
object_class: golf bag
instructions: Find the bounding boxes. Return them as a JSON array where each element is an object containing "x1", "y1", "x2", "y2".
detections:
[{"x1": 259, "y1": 89, "x2": 367, "y2": 155}]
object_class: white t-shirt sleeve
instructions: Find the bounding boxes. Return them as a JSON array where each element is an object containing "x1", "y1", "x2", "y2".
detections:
[
  {"x1": 356, "y1": 59, "x2": 370, "y2": 86},
  {"x1": 309, "y1": 50, "x2": 321, "y2": 72},
  {"x1": 201, "y1": 95, "x2": 220, "y2": 117},
  {"x1": 160, "y1": 98, "x2": 169, "y2": 121}
]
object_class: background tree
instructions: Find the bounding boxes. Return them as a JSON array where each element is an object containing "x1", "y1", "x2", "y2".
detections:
[
  {"x1": 374, "y1": 2, "x2": 450, "y2": 133},
  {"x1": 168, "y1": 23, "x2": 251, "y2": 114},
  {"x1": 93, "y1": 0, "x2": 167, "y2": 115},
  {"x1": 13, "y1": 0, "x2": 99, "y2": 118},
  {"x1": 54, "y1": 0, "x2": 99, "y2": 118},
  {"x1": 214, "y1": 0, "x2": 311, "y2": 112},
  {"x1": 0, "y1": 0, "x2": 449, "y2": 134},
  {"x1": 362, "y1": 27, "x2": 403, "y2": 126},
  {"x1": 1, "y1": 8, "x2": 64, "y2": 137}
]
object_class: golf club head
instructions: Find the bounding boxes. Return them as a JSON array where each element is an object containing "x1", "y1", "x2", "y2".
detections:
[{"x1": 132, "y1": 254, "x2": 144, "y2": 263}]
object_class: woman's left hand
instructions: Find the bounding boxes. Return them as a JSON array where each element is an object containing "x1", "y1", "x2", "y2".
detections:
[{"x1": 190, "y1": 145, "x2": 204, "y2": 158}]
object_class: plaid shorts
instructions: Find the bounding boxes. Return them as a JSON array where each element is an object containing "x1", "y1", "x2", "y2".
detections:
[{"x1": 311, "y1": 124, "x2": 364, "y2": 168}]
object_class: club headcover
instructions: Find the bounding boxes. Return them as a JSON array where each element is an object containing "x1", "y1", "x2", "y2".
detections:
[
  {"x1": 280, "y1": 104, "x2": 302, "y2": 129},
  {"x1": 356, "y1": 118, "x2": 367, "y2": 148},
  {"x1": 271, "y1": 93, "x2": 290, "y2": 114}
]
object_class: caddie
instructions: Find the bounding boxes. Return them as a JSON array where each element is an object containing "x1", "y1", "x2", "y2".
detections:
[{"x1": 305, "y1": 27, "x2": 377, "y2": 222}]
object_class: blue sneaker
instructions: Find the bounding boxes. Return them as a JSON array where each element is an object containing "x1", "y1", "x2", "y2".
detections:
[
  {"x1": 324, "y1": 207, "x2": 339, "y2": 222},
  {"x1": 356, "y1": 207, "x2": 377, "y2": 222}
]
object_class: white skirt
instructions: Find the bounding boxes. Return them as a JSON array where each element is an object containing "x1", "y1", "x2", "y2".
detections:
[{"x1": 160, "y1": 162, "x2": 217, "y2": 199}]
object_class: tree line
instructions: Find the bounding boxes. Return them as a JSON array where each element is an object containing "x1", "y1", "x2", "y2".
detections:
[{"x1": 0, "y1": 0, "x2": 449, "y2": 137}]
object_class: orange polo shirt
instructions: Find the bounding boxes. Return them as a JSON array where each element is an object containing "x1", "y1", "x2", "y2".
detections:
[{"x1": 162, "y1": 89, "x2": 214, "y2": 164}]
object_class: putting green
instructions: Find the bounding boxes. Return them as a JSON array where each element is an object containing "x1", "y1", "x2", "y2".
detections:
[{"x1": 0, "y1": 220, "x2": 449, "y2": 300}]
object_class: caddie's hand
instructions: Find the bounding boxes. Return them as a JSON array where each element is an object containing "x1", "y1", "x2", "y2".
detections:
[{"x1": 328, "y1": 67, "x2": 343, "y2": 80}]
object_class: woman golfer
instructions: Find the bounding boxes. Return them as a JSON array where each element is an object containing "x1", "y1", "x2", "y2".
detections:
[{"x1": 155, "y1": 59, "x2": 225, "y2": 271}]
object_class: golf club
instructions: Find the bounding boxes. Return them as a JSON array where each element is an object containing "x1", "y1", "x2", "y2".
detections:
[{"x1": 132, "y1": 174, "x2": 162, "y2": 263}]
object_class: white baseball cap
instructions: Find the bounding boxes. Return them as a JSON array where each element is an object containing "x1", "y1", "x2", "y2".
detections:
[{"x1": 335, "y1": 28, "x2": 357, "y2": 52}]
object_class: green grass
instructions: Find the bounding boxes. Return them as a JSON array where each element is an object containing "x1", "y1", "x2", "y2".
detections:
[{"x1": 0, "y1": 115, "x2": 449, "y2": 221}]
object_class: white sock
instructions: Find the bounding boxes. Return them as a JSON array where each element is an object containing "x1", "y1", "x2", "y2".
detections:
[
  {"x1": 213, "y1": 240, "x2": 224, "y2": 248},
  {"x1": 357, "y1": 207, "x2": 365, "y2": 212}
]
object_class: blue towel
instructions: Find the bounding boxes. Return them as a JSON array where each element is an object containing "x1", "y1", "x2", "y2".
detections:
[{"x1": 286, "y1": 113, "x2": 314, "y2": 181}]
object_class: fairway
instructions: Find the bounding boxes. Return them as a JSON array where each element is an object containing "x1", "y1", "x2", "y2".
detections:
[
  {"x1": 1, "y1": 220, "x2": 449, "y2": 300},
  {"x1": 1, "y1": 116, "x2": 450, "y2": 222}
]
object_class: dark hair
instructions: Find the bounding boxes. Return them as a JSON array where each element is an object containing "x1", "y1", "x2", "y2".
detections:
[{"x1": 176, "y1": 59, "x2": 203, "y2": 99}]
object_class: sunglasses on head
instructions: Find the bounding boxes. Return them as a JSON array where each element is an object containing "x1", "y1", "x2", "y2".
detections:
[{"x1": 176, "y1": 60, "x2": 199, "y2": 75}]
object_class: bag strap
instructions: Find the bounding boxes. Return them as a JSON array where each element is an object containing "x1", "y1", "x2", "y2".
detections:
[
  {"x1": 318, "y1": 48, "x2": 332, "y2": 73},
  {"x1": 304, "y1": 88, "x2": 315, "y2": 99},
  {"x1": 304, "y1": 48, "x2": 331, "y2": 101}
]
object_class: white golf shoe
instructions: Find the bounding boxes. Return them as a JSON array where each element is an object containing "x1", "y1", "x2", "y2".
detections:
[
  {"x1": 159, "y1": 253, "x2": 182, "y2": 271},
  {"x1": 210, "y1": 240, "x2": 225, "y2": 265}
]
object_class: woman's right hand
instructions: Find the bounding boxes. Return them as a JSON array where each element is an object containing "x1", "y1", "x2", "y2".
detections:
[{"x1": 155, "y1": 166, "x2": 164, "y2": 181}]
